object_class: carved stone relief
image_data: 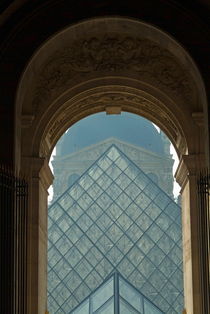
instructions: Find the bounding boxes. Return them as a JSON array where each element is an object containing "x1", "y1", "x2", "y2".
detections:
[{"x1": 33, "y1": 35, "x2": 195, "y2": 111}]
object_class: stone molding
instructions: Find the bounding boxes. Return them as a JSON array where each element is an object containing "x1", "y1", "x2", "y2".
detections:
[
  {"x1": 175, "y1": 157, "x2": 189, "y2": 190},
  {"x1": 21, "y1": 114, "x2": 35, "y2": 128},
  {"x1": 175, "y1": 153, "x2": 206, "y2": 190},
  {"x1": 39, "y1": 159, "x2": 54, "y2": 191},
  {"x1": 192, "y1": 112, "x2": 204, "y2": 127},
  {"x1": 105, "y1": 106, "x2": 122, "y2": 115},
  {"x1": 21, "y1": 156, "x2": 45, "y2": 176},
  {"x1": 21, "y1": 156, "x2": 54, "y2": 190},
  {"x1": 43, "y1": 87, "x2": 186, "y2": 158}
]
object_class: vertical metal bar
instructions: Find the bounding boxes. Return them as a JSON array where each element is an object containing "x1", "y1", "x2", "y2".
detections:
[
  {"x1": 22, "y1": 179, "x2": 27, "y2": 314},
  {"x1": 114, "y1": 272, "x2": 119, "y2": 314},
  {"x1": 24, "y1": 179, "x2": 28, "y2": 314},
  {"x1": 19, "y1": 179, "x2": 22, "y2": 314},
  {"x1": 197, "y1": 170, "x2": 210, "y2": 314},
  {"x1": 10, "y1": 169, "x2": 13, "y2": 313},
  {"x1": 14, "y1": 175, "x2": 17, "y2": 313},
  {"x1": 0, "y1": 166, "x2": 28, "y2": 314},
  {"x1": 18, "y1": 177, "x2": 20, "y2": 313},
  {"x1": 89, "y1": 294, "x2": 92, "y2": 314},
  {"x1": 17, "y1": 176, "x2": 20, "y2": 314},
  {"x1": 22, "y1": 180, "x2": 25, "y2": 314},
  {"x1": 17, "y1": 178, "x2": 19, "y2": 313}
]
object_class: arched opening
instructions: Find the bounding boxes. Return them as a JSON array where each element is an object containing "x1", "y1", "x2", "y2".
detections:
[
  {"x1": 16, "y1": 17, "x2": 208, "y2": 314},
  {"x1": 48, "y1": 112, "x2": 182, "y2": 313}
]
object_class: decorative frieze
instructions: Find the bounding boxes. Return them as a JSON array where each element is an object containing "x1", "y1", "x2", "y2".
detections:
[{"x1": 33, "y1": 35, "x2": 194, "y2": 111}]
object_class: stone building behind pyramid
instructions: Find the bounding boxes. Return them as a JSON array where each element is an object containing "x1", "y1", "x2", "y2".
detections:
[
  {"x1": 51, "y1": 113, "x2": 175, "y2": 203},
  {"x1": 48, "y1": 144, "x2": 183, "y2": 313}
]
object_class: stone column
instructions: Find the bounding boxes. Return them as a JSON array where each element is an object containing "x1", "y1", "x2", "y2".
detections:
[
  {"x1": 22, "y1": 156, "x2": 54, "y2": 314},
  {"x1": 175, "y1": 154, "x2": 205, "y2": 314}
]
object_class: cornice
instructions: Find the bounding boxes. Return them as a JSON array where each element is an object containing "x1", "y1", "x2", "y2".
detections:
[{"x1": 175, "y1": 153, "x2": 206, "y2": 190}]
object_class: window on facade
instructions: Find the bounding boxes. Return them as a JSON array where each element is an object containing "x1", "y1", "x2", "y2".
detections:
[{"x1": 48, "y1": 113, "x2": 183, "y2": 314}]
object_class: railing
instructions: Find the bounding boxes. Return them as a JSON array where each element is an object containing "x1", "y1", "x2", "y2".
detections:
[
  {"x1": 197, "y1": 170, "x2": 210, "y2": 314},
  {"x1": 0, "y1": 166, "x2": 28, "y2": 314}
]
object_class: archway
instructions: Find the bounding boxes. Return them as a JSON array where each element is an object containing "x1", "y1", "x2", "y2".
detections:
[{"x1": 16, "y1": 17, "x2": 207, "y2": 314}]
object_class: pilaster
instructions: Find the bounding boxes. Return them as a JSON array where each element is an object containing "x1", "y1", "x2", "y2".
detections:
[
  {"x1": 21, "y1": 156, "x2": 54, "y2": 314},
  {"x1": 175, "y1": 153, "x2": 205, "y2": 314}
]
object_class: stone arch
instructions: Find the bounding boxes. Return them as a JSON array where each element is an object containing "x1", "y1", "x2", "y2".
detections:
[
  {"x1": 16, "y1": 17, "x2": 208, "y2": 314},
  {"x1": 17, "y1": 17, "x2": 207, "y2": 160}
]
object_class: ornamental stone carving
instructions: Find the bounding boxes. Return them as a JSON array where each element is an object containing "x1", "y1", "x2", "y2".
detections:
[
  {"x1": 33, "y1": 36, "x2": 194, "y2": 110},
  {"x1": 47, "y1": 91, "x2": 179, "y2": 146}
]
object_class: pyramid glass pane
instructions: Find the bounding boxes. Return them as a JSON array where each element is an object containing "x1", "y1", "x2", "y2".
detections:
[
  {"x1": 69, "y1": 273, "x2": 163, "y2": 314},
  {"x1": 48, "y1": 145, "x2": 183, "y2": 313}
]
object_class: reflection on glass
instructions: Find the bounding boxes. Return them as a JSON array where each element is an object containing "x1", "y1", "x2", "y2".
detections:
[
  {"x1": 73, "y1": 299, "x2": 89, "y2": 314},
  {"x1": 70, "y1": 273, "x2": 163, "y2": 314},
  {"x1": 120, "y1": 298, "x2": 139, "y2": 314},
  {"x1": 96, "y1": 298, "x2": 114, "y2": 314},
  {"x1": 119, "y1": 277, "x2": 143, "y2": 312},
  {"x1": 92, "y1": 278, "x2": 113, "y2": 312},
  {"x1": 144, "y1": 298, "x2": 163, "y2": 314}
]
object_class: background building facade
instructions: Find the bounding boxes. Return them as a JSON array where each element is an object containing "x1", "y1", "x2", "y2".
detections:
[{"x1": 52, "y1": 114, "x2": 175, "y2": 201}]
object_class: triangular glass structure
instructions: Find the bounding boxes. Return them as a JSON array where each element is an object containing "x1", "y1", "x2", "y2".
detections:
[
  {"x1": 70, "y1": 272, "x2": 164, "y2": 314},
  {"x1": 48, "y1": 145, "x2": 183, "y2": 313}
]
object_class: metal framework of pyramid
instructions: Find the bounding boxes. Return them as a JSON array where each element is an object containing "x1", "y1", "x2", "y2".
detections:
[
  {"x1": 70, "y1": 272, "x2": 163, "y2": 314},
  {"x1": 48, "y1": 145, "x2": 183, "y2": 313}
]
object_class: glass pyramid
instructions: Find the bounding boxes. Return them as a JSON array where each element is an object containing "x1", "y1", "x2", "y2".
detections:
[
  {"x1": 70, "y1": 272, "x2": 163, "y2": 314},
  {"x1": 48, "y1": 145, "x2": 183, "y2": 313}
]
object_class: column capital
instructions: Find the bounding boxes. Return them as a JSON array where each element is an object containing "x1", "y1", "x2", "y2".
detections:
[
  {"x1": 175, "y1": 153, "x2": 205, "y2": 190},
  {"x1": 21, "y1": 156, "x2": 54, "y2": 189}
]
